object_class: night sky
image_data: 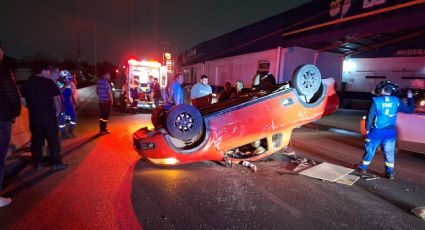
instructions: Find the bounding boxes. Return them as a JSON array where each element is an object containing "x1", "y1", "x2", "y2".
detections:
[{"x1": 0, "y1": 0, "x2": 310, "y2": 65}]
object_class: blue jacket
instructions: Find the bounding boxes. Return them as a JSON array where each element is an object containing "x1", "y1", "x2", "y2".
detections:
[{"x1": 366, "y1": 95, "x2": 414, "y2": 140}]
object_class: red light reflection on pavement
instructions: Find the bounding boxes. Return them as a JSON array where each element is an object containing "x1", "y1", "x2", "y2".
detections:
[{"x1": 12, "y1": 132, "x2": 143, "y2": 229}]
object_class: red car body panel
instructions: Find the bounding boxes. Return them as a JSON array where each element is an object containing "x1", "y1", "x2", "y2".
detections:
[{"x1": 133, "y1": 78, "x2": 339, "y2": 165}]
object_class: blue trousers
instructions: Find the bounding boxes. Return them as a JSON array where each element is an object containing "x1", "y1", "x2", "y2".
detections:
[
  {"x1": 59, "y1": 105, "x2": 76, "y2": 132},
  {"x1": 358, "y1": 137, "x2": 396, "y2": 174},
  {"x1": 0, "y1": 121, "x2": 12, "y2": 192}
]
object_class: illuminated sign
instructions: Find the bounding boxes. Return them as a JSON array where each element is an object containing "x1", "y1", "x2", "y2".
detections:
[{"x1": 395, "y1": 49, "x2": 425, "y2": 57}]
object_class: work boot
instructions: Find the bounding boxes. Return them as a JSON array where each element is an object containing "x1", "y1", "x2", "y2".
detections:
[
  {"x1": 51, "y1": 162, "x2": 68, "y2": 171},
  {"x1": 0, "y1": 197, "x2": 12, "y2": 208},
  {"x1": 354, "y1": 164, "x2": 366, "y2": 174},
  {"x1": 99, "y1": 130, "x2": 111, "y2": 135},
  {"x1": 68, "y1": 126, "x2": 77, "y2": 138},
  {"x1": 385, "y1": 173, "x2": 394, "y2": 180}
]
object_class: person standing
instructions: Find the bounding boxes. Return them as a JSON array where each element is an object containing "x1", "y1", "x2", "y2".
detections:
[
  {"x1": 356, "y1": 81, "x2": 414, "y2": 179},
  {"x1": 97, "y1": 71, "x2": 113, "y2": 135},
  {"x1": 167, "y1": 73, "x2": 185, "y2": 106},
  {"x1": 252, "y1": 71, "x2": 276, "y2": 90},
  {"x1": 151, "y1": 77, "x2": 161, "y2": 107},
  {"x1": 58, "y1": 70, "x2": 78, "y2": 138},
  {"x1": 190, "y1": 75, "x2": 212, "y2": 100},
  {"x1": 0, "y1": 45, "x2": 21, "y2": 207},
  {"x1": 21, "y1": 61, "x2": 67, "y2": 171}
]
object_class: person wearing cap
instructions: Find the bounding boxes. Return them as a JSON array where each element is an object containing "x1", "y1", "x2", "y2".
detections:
[
  {"x1": 57, "y1": 70, "x2": 78, "y2": 138},
  {"x1": 356, "y1": 81, "x2": 414, "y2": 179},
  {"x1": 0, "y1": 45, "x2": 21, "y2": 207},
  {"x1": 21, "y1": 61, "x2": 68, "y2": 171},
  {"x1": 190, "y1": 74, "x2": 212, "y2": 100}
]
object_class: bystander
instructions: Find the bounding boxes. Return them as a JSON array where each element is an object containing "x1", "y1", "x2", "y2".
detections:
[{"x1": 0, "y1": 45, "x2": 21, "y2": 207}]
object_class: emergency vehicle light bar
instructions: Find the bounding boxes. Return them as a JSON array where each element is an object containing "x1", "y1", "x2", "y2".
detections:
[{"x1": 128, "y1": 59, "x2": 162, "y2": 68}]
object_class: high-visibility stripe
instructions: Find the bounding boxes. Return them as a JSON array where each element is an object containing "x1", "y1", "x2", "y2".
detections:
[
  {"x1": 70, "y1": 121, "x2": 77, "y2": 125},
  {"x1": 362, "y1": 160, "x2": 371, "y2": 166},
  {"x1": 99, "y1": 119, "x2": 108, "y2": 122},
  {"x1": 365, "y1": 139, "x2": 370, "y2": 142},
  {"x1": 59, "y1": 125, "x2": 66, "y2": 128},
  {"x1": 385, "y1": 162, "x2": 394, "y2": 167}
]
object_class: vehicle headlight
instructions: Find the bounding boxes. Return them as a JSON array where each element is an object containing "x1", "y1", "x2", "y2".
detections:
[{"x1": 420, "y1": 100, "x2": 425, "y2": 107}]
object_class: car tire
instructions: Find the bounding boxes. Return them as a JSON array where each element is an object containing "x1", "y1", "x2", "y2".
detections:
[
  {"x1": 151, "y1": 105, "x2": 167, "y2": 128},
  {"x1": 292, "y1": 64, "x2": 322, "y2": 96},
  {"x1": 166, "y1": 104, "x2": 203, "y2": 141}
]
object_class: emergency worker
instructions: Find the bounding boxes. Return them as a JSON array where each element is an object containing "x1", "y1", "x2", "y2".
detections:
[
  {"x1": 356, "y1": 81, "x2": 414, "y2": 179},
  {"x1": 58, "y1": 70, "x2": 78, "y2": 138}
]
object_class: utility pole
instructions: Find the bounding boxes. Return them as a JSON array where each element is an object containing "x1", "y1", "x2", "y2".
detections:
[{"x1": 94, "y1": 23, "x2": 97, "y2": 78}]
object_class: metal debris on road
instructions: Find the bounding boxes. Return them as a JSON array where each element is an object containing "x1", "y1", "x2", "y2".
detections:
[
  {"x1": 299, "y1": 162, "x2": 354, "y2": 184},
  {"x1": 352, "y1": 172, "x2": 381, "y2": 180},
  {"x1": 241, "y1": 161, "x2": 257, "y2": 172}
]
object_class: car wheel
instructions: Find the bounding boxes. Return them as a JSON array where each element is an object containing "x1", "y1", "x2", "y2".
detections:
[
  {"x1": 292, "y1": 64, "x2": 322, "y2": 96},
  {"x1": 151, "y1": 105, "x2": 167, "y2": 128},
  {"x1": 166, "y1": 104, "x2": 203, "y2": 141}
]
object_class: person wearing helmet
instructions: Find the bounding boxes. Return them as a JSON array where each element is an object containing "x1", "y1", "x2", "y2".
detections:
[
  {"x1": 58, "y1": 70, "x2": 78, "y2": 138},
  {"x1": 356, "y1": 80, "x2": 414, "y2": 179}
]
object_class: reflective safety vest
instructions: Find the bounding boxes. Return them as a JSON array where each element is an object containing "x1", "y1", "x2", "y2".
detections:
[{"x1": 372, "y1": 96, "x2": 399, "y2": 129}]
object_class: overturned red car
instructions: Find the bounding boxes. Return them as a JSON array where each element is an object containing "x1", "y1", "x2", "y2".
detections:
[{"x1": 133, "y1": 64, "x2": 339, "y2": 165}]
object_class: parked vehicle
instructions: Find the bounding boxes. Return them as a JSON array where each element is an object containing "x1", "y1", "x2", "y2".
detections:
[{"x1": 133, "y1": 64, "x2": 339, "y2": 165}]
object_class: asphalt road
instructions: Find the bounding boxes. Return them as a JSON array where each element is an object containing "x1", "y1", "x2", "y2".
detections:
[{"x1": 1, "y1": 96, "x2": 424, "y2": 230}]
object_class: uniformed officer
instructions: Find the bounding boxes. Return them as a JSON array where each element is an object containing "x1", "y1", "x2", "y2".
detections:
[{"x1": 357, "y1": 81, "x2": 414, "y2": 179}]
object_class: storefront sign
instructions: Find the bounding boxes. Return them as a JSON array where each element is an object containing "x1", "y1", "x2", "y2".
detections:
[{"x1": 395, "y1": 49, "x2": 425, "y2": 57}]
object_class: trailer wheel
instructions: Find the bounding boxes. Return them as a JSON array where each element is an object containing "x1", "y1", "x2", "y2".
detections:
[
  {"x1": 292, "y1": 64, "x2": 322, "y2": 97},
  {"x1": 166, "y1": 104, "x2": 203, "y2": 141},
  {"x1": 151, "y1": 105, "x2": 167, "y2": 128}
]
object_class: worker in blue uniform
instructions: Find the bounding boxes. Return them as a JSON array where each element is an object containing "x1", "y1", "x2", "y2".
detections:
[
  {"x1": 58, "y1": 70, "x2": 78, "y2": 138},
  {"x1": 357, "y1": 81, "x2": 414, "y2": 179}
]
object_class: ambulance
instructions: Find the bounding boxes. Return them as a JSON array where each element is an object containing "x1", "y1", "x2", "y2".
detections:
[{"x1": 114, "y1": 59, "x2": 168, "y2": 110}]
